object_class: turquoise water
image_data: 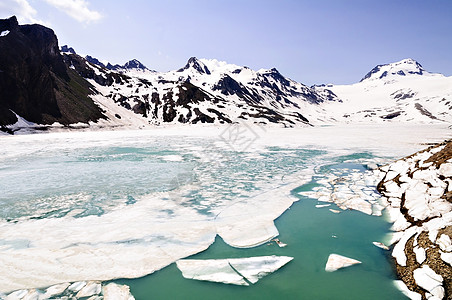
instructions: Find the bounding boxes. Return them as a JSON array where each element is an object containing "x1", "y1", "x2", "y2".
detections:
[
  {"x1": 117, "y1": 162, "x2": 404, "y2": 300},
  {"x1": 0, "y1": 132, "x2": 404, "y2": 299}
]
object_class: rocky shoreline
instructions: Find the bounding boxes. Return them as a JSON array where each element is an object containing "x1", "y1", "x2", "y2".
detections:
[{"x1": 377, "y1": 140, "x2": 452, "y2": 300}]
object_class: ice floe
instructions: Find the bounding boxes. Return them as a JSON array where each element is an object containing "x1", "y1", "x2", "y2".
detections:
[
  {"x1": 0, "y1": 194, "x2": 217, "y2": 292},
  {"x1": 394, "y1": 280, "x2": 422, "y2": 300},
  {"x1": 440, "y1": 251, "x2": 452, "y2": 266},
  {"x1": 41, "y1": 283, "x2": 70, "y2": 299},
  {"x1": 324, "y1": 254, "x2": 361, "y2": 272},
  {"x1": 372, "y1": 241, "x2": 389, "y2": 250},
  {"x1": 299, "y1": 164, "x2": 386, "y2": 216},
  {"x1": 392, "y1": 226, "x2": 419, "y2": 266},
  {"x1": 436, "y1": 234, "x2": 452, "y2": 252},
  {"x1": 75, "y1": 282, "x2": 101, "y2": 298},
  {"x1": 214, "y1": 172, "x2": 312, "y2": 248},
  {"x1": 2, "y1": 281, "x2": 134, "y2": 300},
  {"x1": 413, "y1": 265, "x2": 444, "y2": 299},
  {"x1": 413, "y1": 246, "x2": 426, "y2": 264},
  {"x1": 102, "y1": 283, "x2": 135, "y2": 300},
  {"x1": 176, "y1": 256, "x2": 293, "y2": 286},
  {"x1": 272, "y1": 238, "x2": 287, "y2": 247},
  {"x1": 68, "y1": 281, "x2": 87, "y2": 292}
]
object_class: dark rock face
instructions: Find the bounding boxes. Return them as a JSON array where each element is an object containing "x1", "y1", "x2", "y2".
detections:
[
  {"x1": 0, "y1": 16, "x2": 105, "y2": 128},
  {"x1": 381, "y1": 111, "x2": 402, "y2": 119},
  {"x1": 124, "y1": 59, "x2": 147, "y2": 70},
  {"x1": 265, "y1": 68, "x2": 291, "y2": 86},
  {"x1": 64, "y1": 53, "x2": 130, "y2": 86},
  {"x1": 106, "y1": 62, "x2": 121, "y2": 70},
  {"x1": 105, "y1": 59, "x2": 148, "y2": 71},
  {"x1": 61, "y1": 45, "x2": 76, "y2": 54},
  {"x1": 85, "y1": 55, "x2": 106, "y2": 68},
  {"x1": 213, "y1": 74, "x2": 252, "y2": 99},
  {"x1": 360, "y1": 64, "x2": 384, "y2": 82}
]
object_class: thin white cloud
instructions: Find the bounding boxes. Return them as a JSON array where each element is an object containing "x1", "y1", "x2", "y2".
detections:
[
  {"x1": 0, "y1": 0, "x2": 46, "y2": 25},
  {"x1": 43, "y1": 0, "x2": 102, "y2": 24}
]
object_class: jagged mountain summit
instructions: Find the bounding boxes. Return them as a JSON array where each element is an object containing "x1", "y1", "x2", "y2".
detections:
[
  {"x1": 1, "y1": 16, "x2": 452, "y2": 134},
  {"x1": 106, "y1": 59, "x2": 150, "y2": 72},
  {"x1": 61, "y1": 51, "x2": 338, "y2": 128},
  {"x1": 77, "y1": 51, "x2": 151, "y2": 72}
]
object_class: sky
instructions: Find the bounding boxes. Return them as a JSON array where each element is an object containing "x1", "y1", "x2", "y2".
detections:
[{"x1": 1, "y1": 0, "x2": 452, "y2": 85}]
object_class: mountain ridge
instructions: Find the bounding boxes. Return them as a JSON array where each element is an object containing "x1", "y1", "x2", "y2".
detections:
[
  {"x1": 1, "y1": 16, "x2": 452, "y2": 134},
  {"x1": 359, "y1": 58, "x2": 434, "y2": 82}
]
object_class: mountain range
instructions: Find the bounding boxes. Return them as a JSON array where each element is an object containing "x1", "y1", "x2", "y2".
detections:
[{"x1": 1, "y1": 16, "x2": 451, "y2": 134}]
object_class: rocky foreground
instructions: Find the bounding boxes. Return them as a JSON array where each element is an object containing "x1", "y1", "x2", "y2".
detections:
[{"x1": 377, "y1": 140, "x2": 452, "y2": 300}]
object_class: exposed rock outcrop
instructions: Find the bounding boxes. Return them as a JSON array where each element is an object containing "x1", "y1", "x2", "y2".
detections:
[{"x1": 0, "y1": 16, "x2": 105, "y2": 131}]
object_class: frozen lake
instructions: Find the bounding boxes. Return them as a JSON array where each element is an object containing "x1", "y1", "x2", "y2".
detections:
[{"x1": 0, "y1": 124, "x2": 450, "y2": 298}]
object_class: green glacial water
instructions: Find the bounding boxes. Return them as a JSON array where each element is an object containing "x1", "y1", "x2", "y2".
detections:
[
  {"x1": 118, "y1": 189, "x2": 404, "y2": 300},
  {"x1": 0, "y1": 131, "x2": 405, "y2": 299},
  {"x1": 117, "y1": 163, "x2": 404, "y2": 300}
]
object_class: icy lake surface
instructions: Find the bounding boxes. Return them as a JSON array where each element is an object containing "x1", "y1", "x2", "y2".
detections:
[{"x1": 1, "y1": 125, "x2": 451, "y2": 298}]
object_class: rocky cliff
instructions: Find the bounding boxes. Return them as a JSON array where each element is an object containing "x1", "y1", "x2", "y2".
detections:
[{"x1": 0, "y1": 16, "x2": 105, "y2": 132}]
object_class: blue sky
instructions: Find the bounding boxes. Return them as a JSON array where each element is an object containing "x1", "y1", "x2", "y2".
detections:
[{"x1": 1, "y1": 0, "x2": 452, "y2": 85}]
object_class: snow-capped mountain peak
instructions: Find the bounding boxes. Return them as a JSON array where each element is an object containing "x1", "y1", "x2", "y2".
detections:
[
  {"x1": 360, "y1": 58, "x2": 434, "y2": 82},
  {"x1": 316, "y1": 58, "x2": 452, "y2": 124},
  {"x1": 178, "y1": 57, "x2": 211, "y2": 74}
]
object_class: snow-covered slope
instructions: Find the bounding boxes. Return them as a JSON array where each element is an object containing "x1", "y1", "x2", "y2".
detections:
[
  {"x1": 61, "y1": 50, "x2": 341, "y2": 128},
  {"x1": 72, "y1": 54, "x2": 452, "y2": 128},
  {"x1": 314, "y1": 59, "x2": 452, "y2": 124}
]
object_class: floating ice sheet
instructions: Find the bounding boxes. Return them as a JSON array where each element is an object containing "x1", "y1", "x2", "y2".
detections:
[
  {"x1": 325, "y1": 253, "x2": 361, "y2": 272},
  {"x1": 176, "y1": 256, "x2": 293, "y2": 285}
]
